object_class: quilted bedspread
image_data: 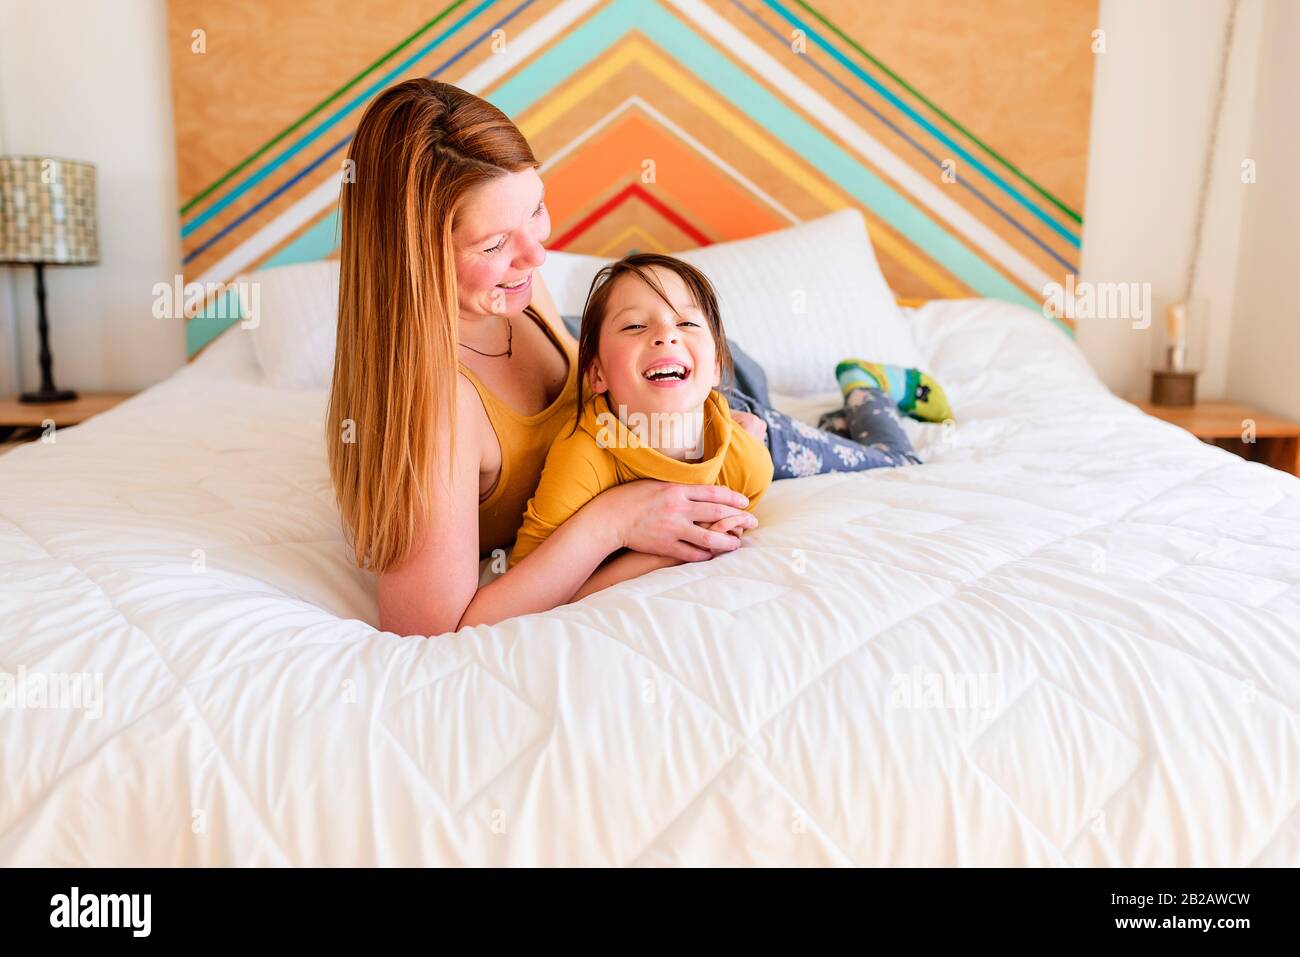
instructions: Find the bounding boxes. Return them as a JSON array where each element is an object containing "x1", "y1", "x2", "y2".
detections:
[{"x1": 2, "y1": 300, "x2": 1298, "y2": 866}]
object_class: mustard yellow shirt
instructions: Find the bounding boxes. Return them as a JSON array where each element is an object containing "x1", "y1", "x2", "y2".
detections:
[{"x1": 510, "y1": 390, "x2": 774, "y2": 567}]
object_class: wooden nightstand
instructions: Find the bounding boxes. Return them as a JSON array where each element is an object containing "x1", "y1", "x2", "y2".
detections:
[
  {"x1": 1136, "y1": 400, "x2": 1300, "y2": 476},
  {"x1": 0, "y1": 393, "x2": 133, "y2": 454}
]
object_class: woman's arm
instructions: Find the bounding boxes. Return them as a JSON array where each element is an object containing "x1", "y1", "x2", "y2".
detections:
[
  {"x1": 377, "y1": 375, "x2": 618, "y2": 636},
  {"x1": 379, "y1": 385, "x2": 758, "y2": 635},
  {"x1": 568, "y1": 511, "x2": 749, "y2": 602},
  {"x1": 381, "y1": 476, "x2": 622, "y2": 636},
  {"x1": 571, "y1": 551, "x2": 681, "y2": 602},
  {"x1": 731, "y1": 409, "x2": 767, "y2": 442},
  {"x1": 460, "y1": 481, "x2": 755, "y2": 628},
  {"x1": 375, "y1": 375, "x2": 492, "y2": 637}
]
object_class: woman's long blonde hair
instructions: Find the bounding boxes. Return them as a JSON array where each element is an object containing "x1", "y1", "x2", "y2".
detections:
[{"x1": 327, "y1": 79, "x2": 537, "y2": 573}]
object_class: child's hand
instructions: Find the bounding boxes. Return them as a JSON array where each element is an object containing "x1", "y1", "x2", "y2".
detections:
[
  {"x1": 732, "y1": 410, "x2": 767, "y2": 443},
  {"x1": 706, "y1": 514, "x2": 749, "y2": 539}
]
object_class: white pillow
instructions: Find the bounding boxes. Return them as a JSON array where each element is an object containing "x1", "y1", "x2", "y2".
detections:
[
  {"x1": 675, "y1": 209, "x2": 919, "y2": 395},
  {"x1": 236, "y1": 260, "x2": 339, "y2": 390},
  {"x1": 539, "y1": 210, "x2": 920, "y2": 396},
  {"x1": 537, "y1": 250, "x2": 608, "y2": 319}
]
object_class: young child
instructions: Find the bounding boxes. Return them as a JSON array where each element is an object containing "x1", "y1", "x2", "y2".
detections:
[
  {"x1": 509, "y1": 254, "x2": 774, "y2": 595},
  {"x1": 513, "y1": 253, "x2": 940, "y2": 599}
]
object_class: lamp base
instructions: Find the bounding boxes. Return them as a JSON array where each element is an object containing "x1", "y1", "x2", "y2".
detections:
[{"x1": 20, "y1": 387, "x2": 79, "y2": 404}]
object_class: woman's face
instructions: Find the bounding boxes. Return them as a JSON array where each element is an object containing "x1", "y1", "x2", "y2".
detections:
[{"x1": 453, "y1": 167, "x2": 550, "y2": 320}]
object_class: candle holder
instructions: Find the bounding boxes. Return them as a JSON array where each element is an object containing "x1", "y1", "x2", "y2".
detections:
[{"x1": 1150, "y1": 299, "x2": 1206, "y2": 407}]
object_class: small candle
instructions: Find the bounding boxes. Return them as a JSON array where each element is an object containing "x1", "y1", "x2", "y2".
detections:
[
  {"x1": 1165, "y1": 303, "x2": 1188, "y2": 371},
  {"x1": 1165, "y1": 303, "x2": 1187, "y2": 344}
]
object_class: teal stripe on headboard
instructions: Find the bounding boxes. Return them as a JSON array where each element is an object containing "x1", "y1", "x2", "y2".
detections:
[{"x1": 185, "y1": 210, "x2": 341, "y2": 356}]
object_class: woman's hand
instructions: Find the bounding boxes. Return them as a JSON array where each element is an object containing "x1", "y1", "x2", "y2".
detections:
[
  {"x1": 599, "y1": 480, "x2": 756, "y2": 563},
  {"x1": 732, "y1": 410, "x2": 768, "y2": 443}
]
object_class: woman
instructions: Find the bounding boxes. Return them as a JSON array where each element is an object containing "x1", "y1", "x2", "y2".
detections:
[{"x1": 327, "y1": 79, "x2": 758, "y2": 637}]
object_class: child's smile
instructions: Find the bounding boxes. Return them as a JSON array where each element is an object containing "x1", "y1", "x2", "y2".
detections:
[{"x1": 641, "y1": 356, "x2": 693, "y2": 387}]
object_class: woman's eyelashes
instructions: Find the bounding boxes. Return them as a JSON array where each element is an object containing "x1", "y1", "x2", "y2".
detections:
[{"x1": 482, "y1": 202, "x2": 545, "y2": 254}]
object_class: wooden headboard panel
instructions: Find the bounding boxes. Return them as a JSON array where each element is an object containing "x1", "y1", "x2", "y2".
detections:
[{"x1": 167, "y1": 0, "x2": 1095, "y2": 355}]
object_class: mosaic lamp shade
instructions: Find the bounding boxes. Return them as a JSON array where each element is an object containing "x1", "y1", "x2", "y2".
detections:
[
  {"x1": 0, "y1": 156, "x2": 99, "y2": 264},
  {"x1": 0, "y1": 156, "x2": 100, "y2": 403}
]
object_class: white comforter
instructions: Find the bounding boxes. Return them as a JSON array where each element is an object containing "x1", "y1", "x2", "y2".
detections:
[{"x1": 2, "y1": 300, "x2": 1298, "y2": 866}]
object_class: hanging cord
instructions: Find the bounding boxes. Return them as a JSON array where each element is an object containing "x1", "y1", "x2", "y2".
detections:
[{"x1": 1182, "y1": 0, "x2": 1240, "y2": 300}]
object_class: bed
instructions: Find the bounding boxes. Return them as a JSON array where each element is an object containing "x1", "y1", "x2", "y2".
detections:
[{"x1": 3, "y1": 232, "x2": 1299, "y2": 867}]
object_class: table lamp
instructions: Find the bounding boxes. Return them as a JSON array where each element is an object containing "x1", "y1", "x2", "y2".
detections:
[{"x1": 0, "y1": 156, "x2": 100, "y2": 403}]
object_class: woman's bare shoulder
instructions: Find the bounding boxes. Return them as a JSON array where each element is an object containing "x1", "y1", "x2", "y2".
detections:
[{"x1": 454, "y1": 371, "x2": 494, "y2": 452}]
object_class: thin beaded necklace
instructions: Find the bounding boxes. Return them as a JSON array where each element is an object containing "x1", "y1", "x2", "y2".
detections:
[{"x1": 459, "y1": 315, "x2": 513, "y2": 359}]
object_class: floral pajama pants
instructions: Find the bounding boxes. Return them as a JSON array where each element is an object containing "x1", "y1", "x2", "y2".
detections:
[{"x1": 724, "y1": 386, "x2": 921, "y2": 480}]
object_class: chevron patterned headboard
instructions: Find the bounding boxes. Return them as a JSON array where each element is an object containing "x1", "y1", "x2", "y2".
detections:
[{"x1": 167, "y1": 0, "x2": 1095, "y2": 356}]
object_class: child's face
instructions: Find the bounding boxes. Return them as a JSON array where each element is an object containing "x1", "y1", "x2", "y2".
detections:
[{"x1": 587, "y1": 267, "x2": 720, "y2": 416}]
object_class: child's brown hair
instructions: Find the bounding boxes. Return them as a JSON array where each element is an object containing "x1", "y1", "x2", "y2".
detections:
[{"x1": 572, "y1": 252, "x2": 734, "y2": 432}]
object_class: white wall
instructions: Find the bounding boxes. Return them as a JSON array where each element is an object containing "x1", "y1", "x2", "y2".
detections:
[
  {"x1": 1225, "y1": 0, "x2": 1300, "y2": 421},
  {"x1": 0, "y1": 69, "x2": 15, "y2": 397},
  {"x1": 0, "y1": 0, "x2": 184, "y2": 397},
  {"x1": 1077, "y1": 0, "x2": 1265, "y2": 403}
]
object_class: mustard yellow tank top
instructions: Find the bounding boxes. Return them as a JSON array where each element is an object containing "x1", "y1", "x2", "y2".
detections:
[{"x1": 459, "y1": 304, "x2": 580, "y2": 557}]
